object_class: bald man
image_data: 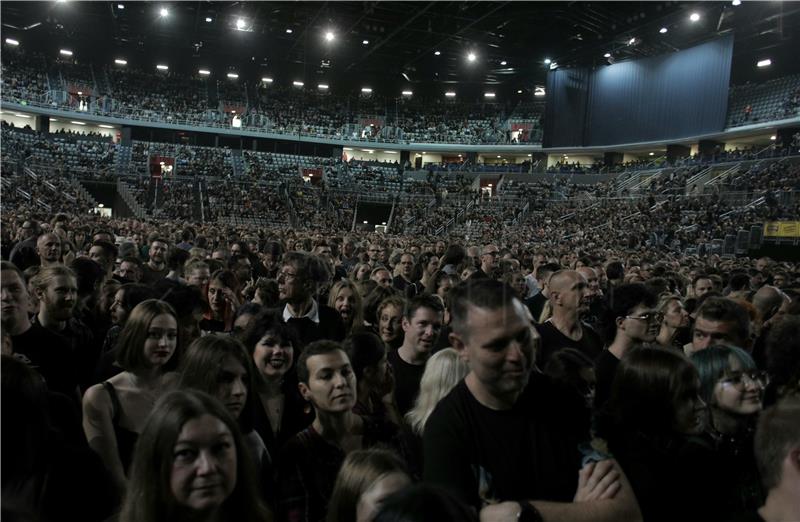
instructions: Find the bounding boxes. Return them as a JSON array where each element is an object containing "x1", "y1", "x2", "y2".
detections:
[
  {"x1": 536, "y1": 269, "x2": 603, "y2": 366},
  {"x1": 470, "y1": 244, "x2": 499, "y2": 280},
  {"x1": 36, "y1": 233, "x2": 62, "y2": 267}
]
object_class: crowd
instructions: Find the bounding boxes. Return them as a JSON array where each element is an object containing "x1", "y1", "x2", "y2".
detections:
[{"x1": 2, "y1": 186, "x2": 800, "y2": 522}]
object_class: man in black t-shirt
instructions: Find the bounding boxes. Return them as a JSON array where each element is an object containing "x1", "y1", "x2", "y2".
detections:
[
  {"x1": 424, "y1": 279, "x2": 641, "y2": 522},
  {"x1": 537, "y1": 270, "x2": 604, "y2": 367},
  {"x1": 387, "y1": 294, "x2": 444, "y2": 415}
]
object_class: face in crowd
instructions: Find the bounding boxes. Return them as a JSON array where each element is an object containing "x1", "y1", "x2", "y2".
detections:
[
  {"x1": 299, "y1": 348, "x2": 356, "y2": 414},
  {"x1": 378, "y1": 304, "x2": 403, "y2": 344},
  {"x1": 252, "y1": 330, "x2": 294, "y2": 382},
  {"x1": 402, "y1": 306, "x2": 443, "y2": 359}
]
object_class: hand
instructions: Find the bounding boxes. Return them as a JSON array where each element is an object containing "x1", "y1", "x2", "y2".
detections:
[
  {"x1": 480, "y1": 501, "x2": 521, "y2": 522},
  {"x1": 573, "y1": 459, "x2": 621, "y2": 502},
  {"x1": 224, "y1": 288, "x2": 241, "y2": 309}
]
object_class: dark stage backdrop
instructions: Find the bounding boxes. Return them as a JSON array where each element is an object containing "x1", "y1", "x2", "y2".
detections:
[{"x1": 544, "y1": 35, "x2": 734, "y2": 147}]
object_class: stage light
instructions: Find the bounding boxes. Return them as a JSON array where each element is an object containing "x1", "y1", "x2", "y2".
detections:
[
  {"x1": 362, "y1": 39, "x2": 369, "y2": 45},
  {"x1": 361, "y1": 87, "x2": 373, "y2": 93},
  {"x1": 517, "y1": 89, "x2": 523, "y2": 94},
  {"x1": 159, "y1": 7, "x2": 168, "y2": 17},
  {"x1": 5, "y1": 38, "x2": 19, "y2": 46},
  {"x1": 467, "y1": 52, "x2": 477, "y2": 62},
  {"x1": 117, "y1": 4, "x2": 124, "y2": 9},
  {"x1": 732, "y1": 0, "x2": 741, "y2": 5},
  {"x1": 660, "y1": 27, "x2": 668, "y2": 34},
  {"x1": 286, "y1": 28, "x2": 293, "y2": 33},
  {"x1": 500, "y1": 60, "x2": 507, "y2": 65},
  {"x1": 544, "y1": 58, "x2": 551, "y2": 64},
  {"x1": 484, "y1": 92, "x2": 495, "y2": 98},
  {"x1": 325, "y1": 31, "x2": 335, "y2": 42},
  {"x1": 198, "y1": 69, "x2": 211, "y2": 75},
  {"x1": 434, "y1": 50, "x2": 441, "y2": 56},
  {"x1": 262, "y1": 77, "x2": 273, "y2": 83},
  {"x1": 402, "y1": 90, "x2": 413, "y2": 96},
  {"x1": 156, "y1": 64, "x2": 169, "y2": 70},
  {"x1": 628, "y1": 37, "x2": 636, "y2": 45},
  {"x1": 549, "y1": 62, "x2": 558, "y2": 70},
  {"x1": 60, "y1": 49, "x2": 73, "y2": 56},
  {"x1": 293, "y1": 81, "x2": 304, "y2": 87},
  {"x1": 236, "y1": 18, "x2": 245, "y2": 30},
  {"x1": 770, "y1": 135, "x2": 777, "y2": 140},
  {"x1": 445, "y1": 92, "x2": 456, "y2": 97},
  {"x1": 690, "y1": 13, "x2": 700, "y2": 22},
  {"x1": 757, "y1": 59, "x2": 772, "y2": 67},
  {"x1": 534, "y1": 87, "x2": 546, "y2": 97},
  {"x1": 114, "y1": 59, "x2": 127, "y2": 65},
  {"x1": 206, "y1": 17, "x2": 212, "y2": 22},
  {"x1": 318, "y1": 84, "x2": 329, "y2": 90},
  {"x1": 226, "y1": 72, "x2": 239, "y2": 79},
  {"x1": 604, "y1": 52, "x2": 611, "y2": 58}
]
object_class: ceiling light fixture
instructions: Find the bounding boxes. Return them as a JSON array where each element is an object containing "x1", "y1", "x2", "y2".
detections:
[
  {"x1": 205, "y1": 17, "x2": 212, "y2": 22},
  {"x1": 226, "y1": 72, "x2": 239, "y2": 79},
  {"x1": 467, "y1": 52, "x2": 477, "y2": 62},
  {"x1": 660, "y1": 27, "x2": 668, "y2": 34},
  {"x1": 757, "y1": 59, "x2": 772, "y2": 67},
  {"x1": 434, "y1": 50, "x2": 441, "y2": 56},
  {"x1": 402, "y1": 90, "x2": 413, "y2": 96},
  {"x1": 544, "y1": 58, "x2": 551, "y2": 64},
  {"x1": 236, "y1": 18, "x2": 245, "y2": 30},
  {"x1": 324, "y1": 31, "x2": 335, "y2": 42},
  {"x1": 198, "y1": 69, "x2": 211, "y2": 75},
  {"x1": 318, "y1": 84, "x2": 329, "y2": 90},
  {"x1": 285, "y1": 28, "x2": 293, "y2": 34},
  {"x1": 445, "y1": 91, "x2": 456, "y2": 97},
  {"x1": 114, "y1": 58, "x2": 127, "y2": 65},
  {"x1": 517, "y1": 89, "x2": 523, "y2": 94},
  {"x1": 362, "y1": 39, "x2": 369, "y2": 45},
  {"x1": 690, "y1": 12, "x2": 700, "y2": 22},
  {"x1": 361, "y1": 87, "x2": 373, "y2": 93},
  {"x1": 59, "y1": 49, "x2": 73, "y2": 56},
  {"x1": 117, "y1": 4, "x2": 124, "y2": 9},
  {"x1": 159, "y1": 7, "x2": 168, "y2": 17},
  {"x1": 99, "y1": 124, "x2": 114, "y2": 129},
  {"x1": 156, "y1": 64, "x2": 169, "y2": 70},
  {"x1": 70, "y1": 121, "x2": 86, "y2": 125},
  {"x1": 484, "y1": 92, "x2": 496, "y2": 98},
  {"x1": 6, "y1": 38, "x2": 20, "y2": 46},
  {"x1": 500, "y1": 60, "x2": 507, "y2": 65},
  {"x1": 604, "y1": 52, "x2": 611, "y2": 58},
  {"x1": 293, "y1": 81, "x2": 304, "y2": 87},
  {"x1": 732, "y1": 0, "x2": 741, "y2": 5}
]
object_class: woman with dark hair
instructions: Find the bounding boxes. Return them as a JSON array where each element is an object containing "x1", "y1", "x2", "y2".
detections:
[
  {"x1": 688, "y1": 345, "x2": 766, "y2": 517},
  {"x1": 414, "y1": 252, "x2": 439, "y2": 292},
  {"x1": 243, "y1": 310, "x2": 315, "y2": 459},
  {"x1": 424, "y1": 270, "x2": 459, "y2": 299},
  {"x1": 82, "y1": 299, "x2": 180, "y2": 499},
  {"x1": 594, "y1": 283, "x2": 659, "y2": 409},
  {"x1": 119, "y1": 389, "x2": 272, "y2": 522},
  {"x1": 104, "y1": 283, "x2": 157, "y2": 353},
  {"x1": 201, "y1": 269, "x2": 241, "y2": 334},
  {"x1": 439, "y1": 244, "x2": 466, "y2": 276},
  {"x1": 177, "y1": 334, "x2": 269, "y2": 467},
  {"x1": 343, "y1": 331, "x2": 400, "y2": 424},
  {"x1": 327, "y1": 449, "x2": 411, "y2": 522},
  {"x1": 597, "y1": 347, "x2": 710, "y2": 522}
]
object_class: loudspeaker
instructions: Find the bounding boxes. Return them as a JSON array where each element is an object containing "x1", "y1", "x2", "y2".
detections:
[
  {"x1": 749, "y1": 225, "x2": 763, "y2": 249},
  {"x1": 735, "y1": 230, "x2": 749, "y2": 255},
  {"x1": 723, "y1": 234, "x2": 736, "y2": 256}
]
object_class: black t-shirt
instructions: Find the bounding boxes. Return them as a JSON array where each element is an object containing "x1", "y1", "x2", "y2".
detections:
[
  {"x1": 536, "y1": 320, "x2": 604, "y2": 367},
  {"x1": 423, "y1": 373, "x2": 589, "y2": 509},
  {"x1": 593, "y1": 349, "x2": 620, "y2": 410},
  {"x1": 387, "y1": 348, "x2": 426, "y2": 416},
  {"x1": 139, "y1": 263, "x2": 168, "y2": 285},
  {"x1": 11, "y1": 324, "x2": 81, "y2": 400},
  {"x1": 525, "y1": 293, "x2": 547, "y2": 322}
]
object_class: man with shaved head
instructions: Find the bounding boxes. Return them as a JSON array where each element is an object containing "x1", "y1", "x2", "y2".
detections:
[
  {"x1": 536, "y1": 269, "x2": 603, "y2": 366},
  {"x1": 470, "y1": 243, "x2": 500, "y2": 280},
  {"x1": 36, "y1": 233, "x2": 62, "y2": 267}
]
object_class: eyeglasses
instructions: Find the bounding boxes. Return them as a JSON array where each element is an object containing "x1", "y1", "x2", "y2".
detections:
[
  {"x1": 625, "y1": 312, "x2": 664, "y2": 323},
  {"x1": 720, "y1": 371, "x2": 769, "y2": 389}
]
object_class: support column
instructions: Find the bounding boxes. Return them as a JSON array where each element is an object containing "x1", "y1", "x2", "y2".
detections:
[
  {"x1": 666, "y1": 144, "x2": 690, "y2": 163},
  {"x1": 604, "y1": 151, "x2": 623, "y2": 168},
  {"x1": 698, "y1": 140, "x2": 724, "y2": 160}
]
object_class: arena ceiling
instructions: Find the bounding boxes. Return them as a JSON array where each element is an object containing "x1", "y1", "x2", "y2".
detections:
[{"x1": 2, "y1": 1, "x2": 799, "y2": 96}]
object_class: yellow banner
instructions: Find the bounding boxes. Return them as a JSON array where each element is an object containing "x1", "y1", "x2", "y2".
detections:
[{"x1": 764, "y1": 221, "x2": 800, "y2": 238}]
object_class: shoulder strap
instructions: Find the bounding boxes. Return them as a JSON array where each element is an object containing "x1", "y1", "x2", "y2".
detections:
[{"x1": 101, "y1": 381, "x2": 121, "y2": 424}]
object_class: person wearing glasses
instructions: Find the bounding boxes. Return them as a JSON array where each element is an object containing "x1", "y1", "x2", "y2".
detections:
[
  {"x1": 688, "y1": 345, "x2": 767, "y2": 519},
  {"x1": 594, "y1": 283, "x2": 659, "y2": 410},
  {"x1": 277, "y1": 251, "x2": 345, "y2": 347},
  {"x1": 469, "y1": 244, "x2": 499, "y2": 280}
]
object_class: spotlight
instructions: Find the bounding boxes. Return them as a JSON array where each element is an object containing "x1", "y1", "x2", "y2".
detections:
[
  {"x1": 467, "y1": 52, "x2": 476, "y2": 62},
  {"x1": 325, "y1": 31, "x2": 335, "y2": 42},
  {"x1": 114, "y1": 59, "x2": 127, "y2": 65},
  {"x1": 604, "y1": 52, "x2": 611, "y2": 58},
  {"x1": 445, "y1": 91, "x2": 456, "y2": 97},
  {"x1": 660, "y1": 27, "x2": 668, "y2": 34},
  {"x1": 362, "y1": 39, "x2": 369, "y2": 45},
  {"x1": 757, "y1": 59, "x2": 772, "y2": 68},
  {"x1": 156, "y1": 64, "x2": 169, "y2": 70},
  {"x1": 236, "y1": 18, "x2": 245, "y2": 30},
  {"x1": 5, "y1": 38, "x2": 20, "y2": 46},
  {"x1": 500, "y1": 60, "x2": 507, "y2": 65},
  {"x1": 434, "y1": 50, "x2": 441, "y2": 56},
  {"x1": 159, "y1": 7, "x2": 168, "y2": 17},
  {"x1": 544, "y1": 58, "x2": 551, "y2": 65},
  {"x1": 690, "y1": 13, "x2": 700, "y2": 22},
  {"x1": 205, "y1": 17, "x2": 212, "y2": 22},
  {"x1": 286, "y1": 28, "x2": 293, "y2": 34},
  {"x1": 59, "y1": 49, "x2": 73, "y2": 56},
  {"x1": 484, "y1": 92, "x2": 495, "y2": 98},
  {"x1": 198, "y1": 69, "x2": 211, "y2": 75},
  {"x1": 732, "y1": 0, "x2": 741, "y2": 5}
]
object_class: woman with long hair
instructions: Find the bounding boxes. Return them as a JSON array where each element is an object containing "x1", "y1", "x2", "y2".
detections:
[
  {"x1": 343, "y1": 331, "x2": 400, "y2": 425},
  {"x1": 654, "y1": 294, "x2": 690, "y2": 350},
  {"x1": 243, "y1": 310, "x2": 314, "y2": 459},
  {"x1": 119, "y1": 389, "x2": 272, "y2": 522},
  {"x1": 597, "y1": 347, "x2": 711, "y2": 522},
  {"x1": 82, "y1": 299, "x2": 181, "y2": 498},
  {"x1": 689, "y1": 345, "x2": 767, "y2": 516},
  {"x1": 200, "y1": 269, "x2": 241, "y2": 334},
  {"x1": 329, "y1": 279, "x2": 365, "y2": 337},
  {"x1": 414, "y1": 253, "x2": 439, "y2": 292},
  {"x1": 327, "y1": 449, "x2": 411, "y2": 522}
]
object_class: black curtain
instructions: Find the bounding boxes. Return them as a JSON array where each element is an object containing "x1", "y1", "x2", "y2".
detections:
[{"x1": 543, "y1": 68, "x2": 590, "y2": 148}]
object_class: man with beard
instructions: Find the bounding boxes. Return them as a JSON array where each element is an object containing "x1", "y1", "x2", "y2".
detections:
[
  {"x1": 12, "y1": 264, "x2": 91, "y2": 399},
  {"x1": 537, "y1": 270, "x2": 604, "y2": 367},
  {"x1": 139, "y1": 238, "x2": 169, "y2": 285},
  {"x1": 424, "y1": 279, "x2": 640, "y2": 522},
  {"x1": 387, "y1": 293, "x2": 444, "y2": 415}
]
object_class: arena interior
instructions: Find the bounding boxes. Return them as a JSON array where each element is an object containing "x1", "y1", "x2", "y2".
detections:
[{"x1": 2, "y1": 2, "x2": 800, "y2": 522}]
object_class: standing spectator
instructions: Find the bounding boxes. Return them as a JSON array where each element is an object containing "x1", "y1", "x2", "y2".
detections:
[{"x1": 139, "y1": 238, "x2": 169, "y2": 285}]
